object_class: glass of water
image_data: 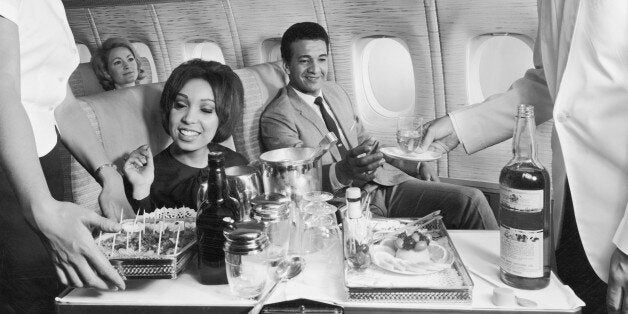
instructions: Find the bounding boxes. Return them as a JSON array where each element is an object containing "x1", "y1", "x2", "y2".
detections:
[{"x1": 396, "y1": 116, "x2": 424, "y2": 154}]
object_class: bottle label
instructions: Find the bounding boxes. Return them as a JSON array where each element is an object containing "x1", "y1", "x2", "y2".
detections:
[
  {"x1": 500, "y1": 225, "x2": 543, "y2": 277},
  {"x1": 500, "y1": 187, "x2": 543, "y2": 213}
]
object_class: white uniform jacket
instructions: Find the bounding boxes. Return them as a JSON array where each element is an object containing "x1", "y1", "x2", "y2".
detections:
[{"x1": 449, "y1": 0, "x2": 628, "y2": 282}]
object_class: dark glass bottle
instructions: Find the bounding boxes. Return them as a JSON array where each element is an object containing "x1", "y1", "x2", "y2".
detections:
[
  {"x1": 499, "y1": 104, "x2": 552, "y2": 290},
  {"x1": 197, "y1": 152, "x2": 241, "y2": 285}
]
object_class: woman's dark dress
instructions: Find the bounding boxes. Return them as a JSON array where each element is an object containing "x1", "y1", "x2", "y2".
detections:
[{"x1": 127, "y1": 143, "x2": 248, "y2": 212}]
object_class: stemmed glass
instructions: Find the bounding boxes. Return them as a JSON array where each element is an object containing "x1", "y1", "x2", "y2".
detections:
[
  {"x1": 396, "y1": 116, "x2": 424, "y2": 154},
  {"x1": 300, "y1": 191, "x2": 341, "y2": 256}
]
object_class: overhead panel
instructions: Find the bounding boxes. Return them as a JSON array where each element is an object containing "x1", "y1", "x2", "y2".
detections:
[
  {"x1": 228, "y1": 0, "x2": 318, "y2": 67},
  {"x1": 153, "y1": 1, "x2": 238, "y2": 70}
]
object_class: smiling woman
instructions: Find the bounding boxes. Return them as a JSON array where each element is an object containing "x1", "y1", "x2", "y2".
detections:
[
  {"x1": 122, "y1": 59, "x2": 248, "y2": 212},
  {"x1": 91, "y1": 37, "x2": 146, "y2": 91}
]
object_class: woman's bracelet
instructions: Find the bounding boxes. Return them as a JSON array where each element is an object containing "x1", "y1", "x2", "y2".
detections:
[{"x1": 95, "y1": 163, "x2": 118, "y2": 178}]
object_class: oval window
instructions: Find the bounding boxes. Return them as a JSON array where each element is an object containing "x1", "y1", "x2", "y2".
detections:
[
  {"x1": 468, "y1": 34, "x2": 533, "y2": 103},
  {"x1": 362, "y1": 38, "x2": 415, "y2": 117}
]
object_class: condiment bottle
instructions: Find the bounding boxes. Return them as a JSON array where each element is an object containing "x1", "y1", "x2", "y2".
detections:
[
  {"x1": 197, "y1": 151, "x2": 241, "y2": 285},
  {"x1": 224, "y1": 220, "x2": 269, "y2": 299},
  {"x1": 499, "y1": 104, "x2": 552, "y2": 289},
  {"x1": 343, "y1": 187, "x2": 371, "y2": 269}
]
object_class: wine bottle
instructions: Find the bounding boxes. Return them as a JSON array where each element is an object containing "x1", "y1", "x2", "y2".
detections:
[
  {"x1": 197, "y1": 151, "x2": 241, "y2": 285},
  {"x1": 499, "y1": 104, "x2": 552, "y2": 289}
]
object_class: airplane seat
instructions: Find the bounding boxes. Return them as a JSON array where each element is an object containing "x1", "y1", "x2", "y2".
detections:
[
  {"x1": 68, "y1": 63, "x2": 106, "y2": 97},
  {"x1": 64, "y1": 61, "x2": 286, "y2": 213},
  {"x1": 231, "y1": 60, "x2": 288, "y2": 161}
]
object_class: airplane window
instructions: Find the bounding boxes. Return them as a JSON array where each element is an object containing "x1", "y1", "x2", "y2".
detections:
[
  {"x1": 261, "y1": 38, "x2": 282, "y2": 63},
  {"x1": 184, "y1": 41, "x2": 225, "y2": 64},
  {"x1": 356, "y1": 37, "x2": 415, "y2": 118},
  {"x1": 468, "y1": 34, "x2": 533, "y2": 104},
  {"x1": 76, "y1": 43, "x2": 91, "y2": 63},
  {"x1": 131, "y1": 42, "x2": 158, "y2": 84}
]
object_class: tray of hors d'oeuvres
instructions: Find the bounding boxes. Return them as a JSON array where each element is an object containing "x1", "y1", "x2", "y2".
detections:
[
  {"x1": 344, "y1": 212, "x2": 473, "y2": 303},
  {"x1": 95, "y1": 207, "x2": 197, "y2": 279}
]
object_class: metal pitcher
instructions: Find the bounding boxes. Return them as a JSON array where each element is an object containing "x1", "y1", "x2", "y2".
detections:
[
  {"x1": 225, "y1": 165, "x2": 263, "y2": 221},
  {"x1": 258, "y1": 147, "x2": 323, "y2": 206}
]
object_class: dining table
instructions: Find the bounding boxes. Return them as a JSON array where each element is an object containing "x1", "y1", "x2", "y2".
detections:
[{"x1": 56, "y1": 230, "x2": 584, "y2": 313}]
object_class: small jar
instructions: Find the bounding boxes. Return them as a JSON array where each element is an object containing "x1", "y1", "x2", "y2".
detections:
[
  {"x1": 223, "y1": 221, "x2": 269, "y2": 299},
  {"x1": 251, "y1": 193, "x2": 292, "y2": 264}
]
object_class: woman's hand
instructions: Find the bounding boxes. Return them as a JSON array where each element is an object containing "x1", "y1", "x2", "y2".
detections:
[
  {"x1": 123, "y1": 144, "x2": 154, "y2": 200},
  {"x1": 32, "y1": 198, "x2": 125, "y2": 290}
]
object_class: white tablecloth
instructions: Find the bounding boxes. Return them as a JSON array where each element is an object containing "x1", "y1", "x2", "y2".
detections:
[{"x1": 57, "y1": 230, "x2": 584, "y2": 312}]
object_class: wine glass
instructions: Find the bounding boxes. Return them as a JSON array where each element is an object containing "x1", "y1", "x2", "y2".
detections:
[
  {"x1": 396, "y1": 116, "x2": 424, "y2": 154},
  {"x1": 300, "y1": 191, "x2": 340, "y2": 256}
]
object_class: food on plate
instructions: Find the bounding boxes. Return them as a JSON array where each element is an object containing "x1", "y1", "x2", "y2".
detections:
[{"x1": 371, "y1": 227, "x2": 452, "y2": 274}]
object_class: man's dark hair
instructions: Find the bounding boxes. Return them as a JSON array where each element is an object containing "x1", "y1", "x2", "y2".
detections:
[
  {"x1": 280, "y1": 22, "x2": 330, "y2": 63},
  {"x1": 160, "y1": 59, "x2": 243, "y2": 143}
]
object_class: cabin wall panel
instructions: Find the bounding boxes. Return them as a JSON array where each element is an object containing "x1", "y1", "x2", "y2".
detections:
[
  {"x1": 321, "y1": 0, "x2": 435, "y2": 146},
  {"x1": 66, "y1": 8, "x2": 99, "y2": 53},
  {"x1": 228, "y1": 0, "x2": 318, "y2": 68},
  {"x1": 436, "y1": 0, "x2": 551, "y2": 185},
  {"x1": 88, "y1": 5, "x2": 169, "y2": 82},
  {"x1": 153, "y1": 1, "x2": 239, "y2": 70}
]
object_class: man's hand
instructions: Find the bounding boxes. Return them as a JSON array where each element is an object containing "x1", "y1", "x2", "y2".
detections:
[
  {"x1": 417, "y1": 162, "x2": 440, "y2": 182},
  {"x1": 33, "y1": 199, "x2": 125, "y2": 290},
  {"x1": 123, "y1": 144, "x2": 154, "y2": 200},
  {"x1": 97, "y1": 164, "x2": 135, "y2": 220},
  {"x1": 420, "y1": 116, "x2": 460, "y2": 153},
  {"x1": 607, "y1": 247, "x2": 628, "y2": 313},
  {"x1": 336, "y1": 139, "x2": 384, "y2": 184}
]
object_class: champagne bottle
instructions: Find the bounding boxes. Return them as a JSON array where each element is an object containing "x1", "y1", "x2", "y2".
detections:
[
  {"x1": 499, "y1": 104, "x2": 552, "y2": 289},
  {"x1": 197, "y1": 151, "x2": 241, "y2": 285}
]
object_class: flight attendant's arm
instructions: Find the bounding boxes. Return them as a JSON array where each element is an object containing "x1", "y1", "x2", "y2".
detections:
[
  {"x1": 0, "y1": 16, "x2": 124, "y2": 290},
  {"x1": 607, "y1": 203, "x2": 628, "y2": 312},
  {"x1": 421, "y1": 26, "x2": 554, "y2": 154},
  {"x1": 55, "y1": 85, "x2": 135, "y2": 219}
]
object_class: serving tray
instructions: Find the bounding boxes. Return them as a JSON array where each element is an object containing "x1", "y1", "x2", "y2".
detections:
[{"x1": 344, "y1": 217, "x2": 473, "y2": 303}]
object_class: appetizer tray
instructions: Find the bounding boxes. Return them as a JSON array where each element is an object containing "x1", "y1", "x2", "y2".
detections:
[
  {"x1": 95, "y1": 207, "x2": 197, "y2": 279},
  {"x1": 344, "y1": 216, "x2": 473, "y2": 303}
]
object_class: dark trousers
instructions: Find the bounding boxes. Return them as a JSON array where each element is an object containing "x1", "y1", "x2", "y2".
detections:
[
  {"x1": 370, "y1": 178, "x2": 499, "y2": 230},
  {"x1": 0, "y1": 139, "x2": 66, "y2": 313},
  {"x1": 556, "y1": 183, "x2": 607, "y2": 313}
]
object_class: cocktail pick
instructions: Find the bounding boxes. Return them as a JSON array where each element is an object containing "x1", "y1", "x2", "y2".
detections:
[
  {"x1": 111, "y1": 233, "x2": 117, "y2": 257},
  {"x1": 142, "y1": 209, "x2": 146, "y2": 232},
  {"x1": 126, "y1": 230, "x2": 130, "y2": 251},
  {"x1": 174, "y1": 222, "x2": 181, "y2": 255},
  {"x1": 119, "y1": 209, "x2": 124, "y2": 224},
  {"x1": 97, "y1": 231, "x2": 102, "y2": 247},
  {"x1": 157, "y1": 222, "x2": 164, "y2": 255},
  {"x1": 138, "y1": 228, "x2": 142, "y2": 253}
]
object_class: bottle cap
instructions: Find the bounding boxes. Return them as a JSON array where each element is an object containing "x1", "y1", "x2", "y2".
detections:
[
  {"x1": 346, "y1": 187, "x2": 362, "y2": 219},
  {"x1": 346, "y1": 187, "x2": 361, "y2": 200},
  {"x1": 208, "y1": 151, "x2": 225, "y2": 167}
]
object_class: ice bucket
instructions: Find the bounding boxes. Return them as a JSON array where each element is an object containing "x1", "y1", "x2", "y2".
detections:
[{"x1": 258, "y1": 147, "x2": 323, "y2": 206}]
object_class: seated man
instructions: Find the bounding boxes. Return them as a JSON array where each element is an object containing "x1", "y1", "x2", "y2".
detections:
[{"x1": 260, "y1": 22, "x2": 497, "y2": 230}]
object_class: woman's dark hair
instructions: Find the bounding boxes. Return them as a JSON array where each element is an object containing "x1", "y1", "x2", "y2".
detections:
[
  {"x1": 160, "y1": 59, "x2": 243, "y2": 144},
  {"x1": 280, "y1": 22, "x2": 330, "y2": 63},
  {"x1": 91, "y1": 37, "x2": 146, "y2": 91}
]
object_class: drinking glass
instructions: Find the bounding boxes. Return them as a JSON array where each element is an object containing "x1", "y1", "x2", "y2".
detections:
[
  {"x1": 300, "y1": 191, "x2": 341, "y2": 255},
  {"x1": 396, "y1": 116, "x2": 424, "y2": 154}
]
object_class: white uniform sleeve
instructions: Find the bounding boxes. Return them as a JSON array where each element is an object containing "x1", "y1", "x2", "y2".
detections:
[
  {"x1": 612, "y1": 203, "x2": 628, "y2": 254},
  {"x1": 0, "y1": 0, "x2": 20, "y2": 24}
]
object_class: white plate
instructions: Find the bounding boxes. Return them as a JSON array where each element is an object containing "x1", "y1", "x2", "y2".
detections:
[
  {"x1": 380, "y1": 147, "x2": 443, "y2": 162},
  {"x1": 370, "y1": 242, "x2": 453, "y2": 275}
]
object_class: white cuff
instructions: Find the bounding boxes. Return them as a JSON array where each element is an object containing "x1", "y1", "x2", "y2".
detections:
[
  {"x1": 612, "y1": 203, "x2": 628, "y2": 255},
  {"x1": 330, "y1": 163, "x2": 351, "y2": 191}
]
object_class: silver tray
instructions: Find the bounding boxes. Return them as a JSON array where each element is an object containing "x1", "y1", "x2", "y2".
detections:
[
  {"x1": 344, "y1": 217, "x2": 473, "y2": 303},
  {"x1": 96, "y1": 218, "x2": 197, "y2": 279}
]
